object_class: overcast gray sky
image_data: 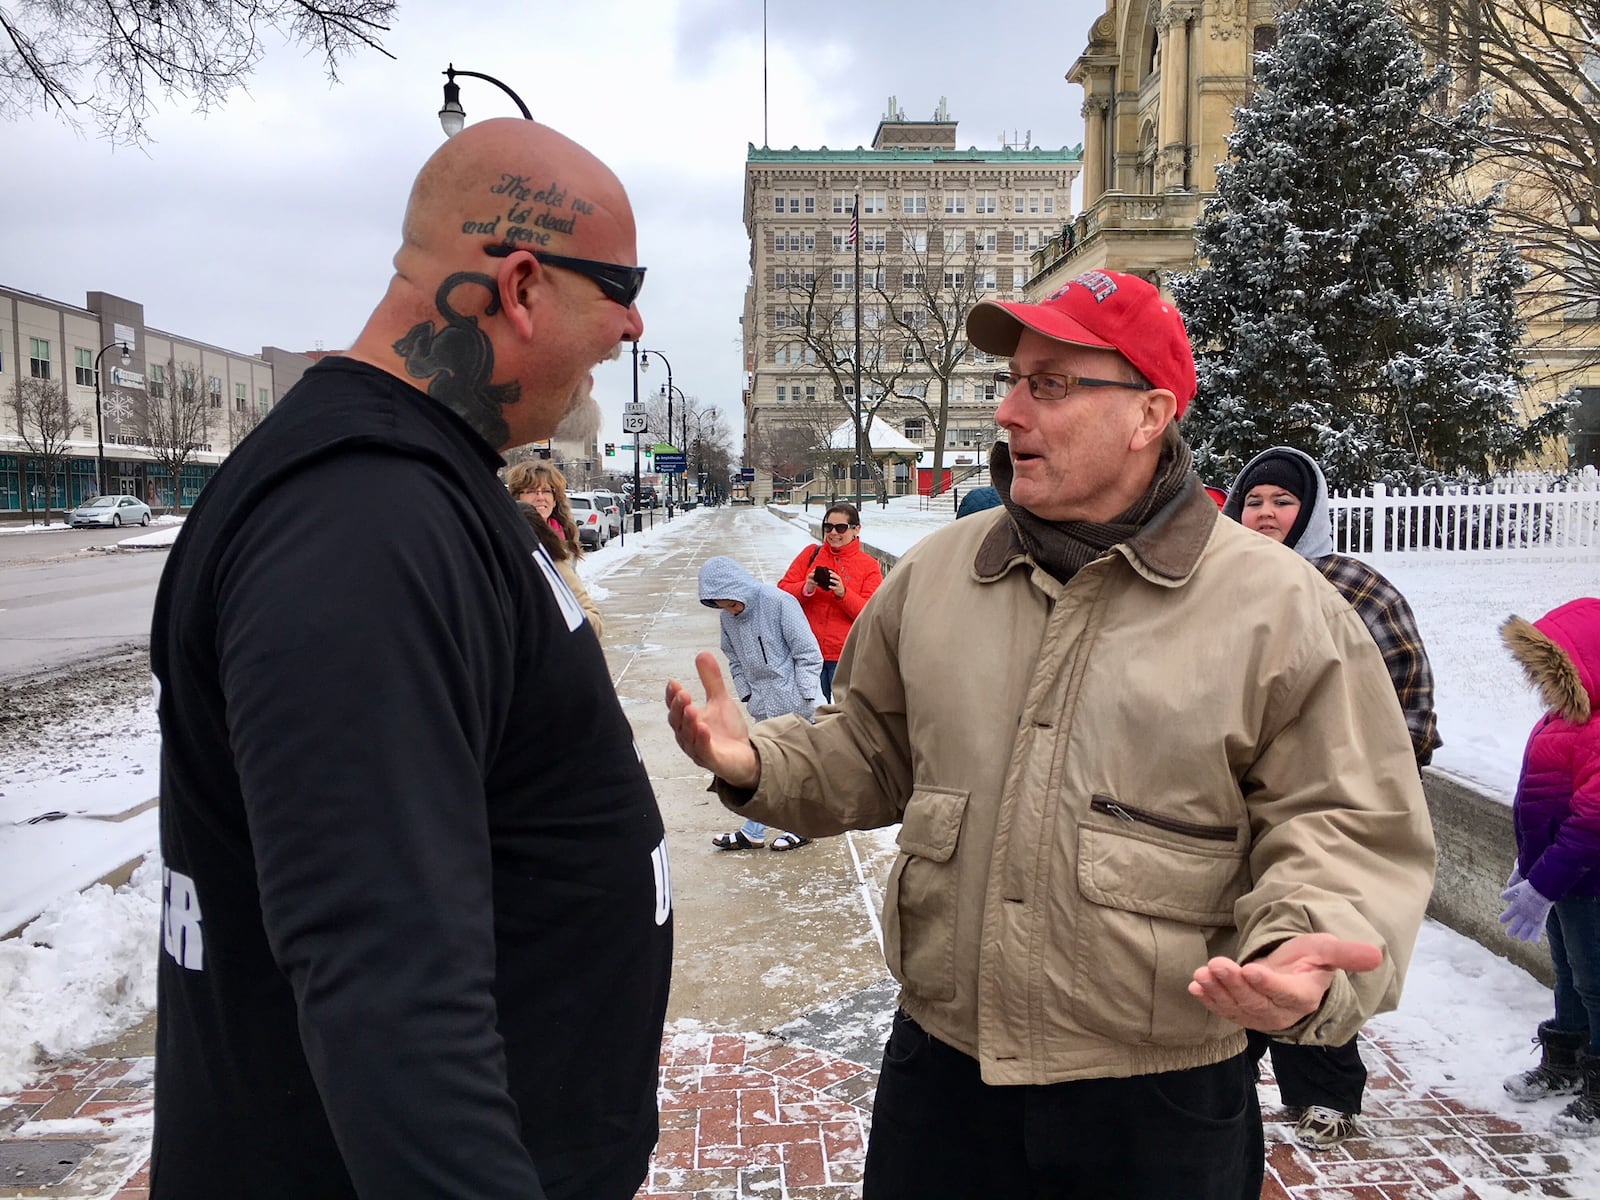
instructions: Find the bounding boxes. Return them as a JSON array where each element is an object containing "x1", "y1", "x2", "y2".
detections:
[{"x1": 1, "y1": 0, "x2": 1107, "y2": 454}]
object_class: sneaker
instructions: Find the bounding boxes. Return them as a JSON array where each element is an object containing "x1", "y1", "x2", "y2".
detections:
[
  {"x1": 1552, "y1": 1095, "x2": 1600, "y2": 1138},
  {"x1": 1505, "y1": 1062, "x2": 1582, "y2": 1102},
  {"x1": 1294, "y1": 1105, "x2": 1358, "y2": 1149}
]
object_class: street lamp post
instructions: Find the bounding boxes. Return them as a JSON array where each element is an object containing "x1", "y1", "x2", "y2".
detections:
[
  {"x1": 666, "y1": 383, "x2": 690, "y2": 508},
  {"x1": 629, "y1": 341, "x2": 643, "y2": 533},
  {"x1": 438, "y1": 64, "x2": 532, "y2": 136},
  {"x1": 686, "y1": 406, "x2": 717, "y2": 504},
  {"x1": 93, "y1": 341, "x2": 131, "y2": 498},
  {"x1": 638, "y1": 348, "x2": 675, "y2": 520}
]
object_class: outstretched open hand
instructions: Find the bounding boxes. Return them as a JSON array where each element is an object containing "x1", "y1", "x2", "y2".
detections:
[
  {"x1": 1188, "y1": 933, "x2": 1384, "y2": 1032},
  {"x1": 665, "y1": 651, "x2": 762, "y2": 789}
]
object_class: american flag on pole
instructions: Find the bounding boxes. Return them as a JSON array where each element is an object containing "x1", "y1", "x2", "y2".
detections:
[{"x1": 847, "y1": 204, "x2": 858, "y2": 246}]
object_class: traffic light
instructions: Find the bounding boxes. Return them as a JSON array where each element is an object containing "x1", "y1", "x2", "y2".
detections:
[{"x1": 605, "y1": 442, "x2": 616, "y2": 457}]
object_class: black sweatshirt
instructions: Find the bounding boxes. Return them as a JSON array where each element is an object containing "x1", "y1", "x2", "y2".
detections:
[{"x1": 149, "y1": 359, "x2": 672, "y2": 1199}]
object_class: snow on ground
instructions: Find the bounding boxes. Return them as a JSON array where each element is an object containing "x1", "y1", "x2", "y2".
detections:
[
  {"x1": 0, "y1": 861, "x2": 161, "y2": 1092},
  {"x1": 1382, "y1": 560, "x2": 1585, "y2": 799},
  {"x1": 1, "y1": 495, "x2": 1596, "y2": 1130}
]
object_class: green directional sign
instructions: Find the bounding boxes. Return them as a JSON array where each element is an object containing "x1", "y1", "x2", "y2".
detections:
[{"x1": 652, "y1": 443, "x2": 678, "y2": 455}]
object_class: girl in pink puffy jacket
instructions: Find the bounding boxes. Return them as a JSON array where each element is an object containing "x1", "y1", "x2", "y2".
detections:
[{"x1": 1499, "y1": 597, "x2": 1600, "y2": 1137}]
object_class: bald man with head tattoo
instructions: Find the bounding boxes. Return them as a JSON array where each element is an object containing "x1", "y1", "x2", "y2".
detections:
[{"x1": 149, "y1": 120, "x2": 670, "y2": 1200}]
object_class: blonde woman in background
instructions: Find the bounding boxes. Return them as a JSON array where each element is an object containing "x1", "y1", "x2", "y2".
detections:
[{"x1": 509, "y1": 461, "x2": 604, "y2": 636}]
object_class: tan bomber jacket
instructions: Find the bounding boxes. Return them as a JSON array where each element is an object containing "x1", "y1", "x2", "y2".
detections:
[{"x1": 727, "y1": 478, "x2": 1436, "y2": 1086}]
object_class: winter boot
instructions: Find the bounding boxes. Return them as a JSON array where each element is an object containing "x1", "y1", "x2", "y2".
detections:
[
  {"x1": 1552, "y1": 1052, "x2": 1600, "y2": 1138},
  {"x1": 1504, "y1": 1022, "x2": 1585, "y2": 1102}
]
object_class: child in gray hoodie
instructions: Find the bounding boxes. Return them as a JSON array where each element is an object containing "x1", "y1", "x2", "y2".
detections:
[{"x1": 698, "y1": 555, "x2": 823, "y2": 851}]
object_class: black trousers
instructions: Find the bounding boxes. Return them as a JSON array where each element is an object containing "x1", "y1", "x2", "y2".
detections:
[
  {"x1": 1246, "y1": 1029, "x2": 1368, "y2": 1114},
  {"x1": 862, "y1": 1010, "x2": 1264, "y2": 1200}
]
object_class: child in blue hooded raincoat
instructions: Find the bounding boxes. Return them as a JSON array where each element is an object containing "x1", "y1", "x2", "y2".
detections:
[{"x1": 698, "y1": 555, "x2": 823, "y2": 851}]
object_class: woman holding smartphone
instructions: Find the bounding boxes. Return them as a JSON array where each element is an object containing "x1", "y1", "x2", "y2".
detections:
[{"x1": 777, "y1": 502, "x2": 884, "y2": 705}]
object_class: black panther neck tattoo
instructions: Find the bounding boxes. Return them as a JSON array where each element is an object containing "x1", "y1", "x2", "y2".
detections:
[{"x1": 392, "y1": 271, "x2": 520, "y2": 447}]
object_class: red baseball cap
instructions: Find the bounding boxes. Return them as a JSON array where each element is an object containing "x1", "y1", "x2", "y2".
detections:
[{"x1": 966, "y1": 270, "x2": 1198, "y2": 415}]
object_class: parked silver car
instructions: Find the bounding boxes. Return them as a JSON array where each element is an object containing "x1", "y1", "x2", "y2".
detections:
[{"x1": 69, "y1": 495, "x2": 152, "y2": 528}]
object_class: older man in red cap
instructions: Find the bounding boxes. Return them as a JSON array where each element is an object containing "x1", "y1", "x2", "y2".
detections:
[{"x1": 665, "y1": 270, "x2": 1434, "y2": 1199}]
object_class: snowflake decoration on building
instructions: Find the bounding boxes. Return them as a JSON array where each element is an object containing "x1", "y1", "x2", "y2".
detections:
[{"x1": 105, "y1": 392, "x2": 135, "y2": 426}]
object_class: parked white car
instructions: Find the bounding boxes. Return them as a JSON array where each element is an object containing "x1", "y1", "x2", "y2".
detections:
[
  {"x1": 590, "y1": 490, "x2": 625, "y2": 538},
  {"x1": 68, "y1": 495, "x2": 152, "y2": 528},
  {"x1": 567, "y1": 493, "x2": 609, "y2": 550}
]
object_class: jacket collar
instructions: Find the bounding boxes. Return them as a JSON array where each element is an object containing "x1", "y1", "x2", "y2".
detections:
[{"x1": 974, "y1": 475, "x2": 1217, "y2": 587}]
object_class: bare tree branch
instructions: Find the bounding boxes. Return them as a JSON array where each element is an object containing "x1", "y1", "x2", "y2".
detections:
[
  {"x1": 7, "y1": 374, "x2": 82, "y2": 525},
  {"x1": 140, "y1": 358, "x2": 213, "y2": 511},
  {"x1": 0, "y1": 0, "x2": 396, "y2": 144},
  {"x1": 1398, "y1": 0, "x2": 1600, "y2": 364}
]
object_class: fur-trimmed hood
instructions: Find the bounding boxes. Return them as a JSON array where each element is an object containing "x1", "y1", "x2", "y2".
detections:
[{"x1": 1501, "y1": 598, "x2": 1600, "y2": 725}]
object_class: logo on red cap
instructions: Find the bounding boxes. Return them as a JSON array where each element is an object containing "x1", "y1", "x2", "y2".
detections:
[{"x1": 1055, "y1": 270, "x2": 1119, "y2": 305}]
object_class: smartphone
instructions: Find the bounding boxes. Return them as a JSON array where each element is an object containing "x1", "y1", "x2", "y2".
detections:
[{"x1": 813, "y1": 566, "x2": 831, "y2": 587}]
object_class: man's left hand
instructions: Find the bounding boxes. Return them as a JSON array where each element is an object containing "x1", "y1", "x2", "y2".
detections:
[{"x1": 1187, "y1": 934, "x2": 1383, "y2": 1032}]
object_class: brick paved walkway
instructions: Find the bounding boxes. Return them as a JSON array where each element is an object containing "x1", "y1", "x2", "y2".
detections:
[{"x1": 4, "y1": 1025, "x2": 1596, "y2": 1199}]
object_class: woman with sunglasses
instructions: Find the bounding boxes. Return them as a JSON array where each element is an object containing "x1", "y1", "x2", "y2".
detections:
[{"x1": 778, "y1": 502, "x2": 884, "y2": 708}]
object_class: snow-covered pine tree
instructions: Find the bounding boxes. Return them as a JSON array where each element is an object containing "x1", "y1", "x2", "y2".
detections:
[{"x1": 1170, "y1": 0, "x2": 1570, "y2": 492}]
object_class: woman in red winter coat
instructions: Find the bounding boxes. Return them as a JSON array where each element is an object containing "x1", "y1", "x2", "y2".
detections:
[
  {"x1": 777, "y1": 502, "x2": 883, "y2": 704},
  {"x1": 1499, "y1": 597, "x2": 1600, "y2": 1138}
]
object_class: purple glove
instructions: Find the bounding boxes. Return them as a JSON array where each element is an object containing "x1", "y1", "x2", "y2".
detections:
[
  {"x1": 1499, "y1": 879, "x2": 1554, "y2": 942},
  {"x1": 1507, "y1": 863, "x2": 1524, "y2": 889}
]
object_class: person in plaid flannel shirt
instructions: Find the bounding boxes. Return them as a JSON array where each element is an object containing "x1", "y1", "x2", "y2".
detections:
[{"x1": 1222, "y1": 444, "x2": 1441, "y2": 1150}]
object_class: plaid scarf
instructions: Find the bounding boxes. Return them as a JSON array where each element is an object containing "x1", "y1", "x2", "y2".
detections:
[{"x1": 991, "y1": 427, "x2": 1194, "y2": 583}]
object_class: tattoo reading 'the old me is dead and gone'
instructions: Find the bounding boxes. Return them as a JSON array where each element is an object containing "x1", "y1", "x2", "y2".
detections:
[{"x1": 462, "y1": 174, "x2": 594, "y2": 246}]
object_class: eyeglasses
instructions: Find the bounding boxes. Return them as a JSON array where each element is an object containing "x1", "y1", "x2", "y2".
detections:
[
  {"x1": 485, "y1": 244, "x2": 647, "y2": 308},
  {"x1": 518, "y1": 487, "x2": 554, "y2": 497},
  {"x1": 822, "y1": 522, "x2": 855, "y2": 534},
  {"x1": 993, "y1": 369, "x2": 1148, "y2": 401}
]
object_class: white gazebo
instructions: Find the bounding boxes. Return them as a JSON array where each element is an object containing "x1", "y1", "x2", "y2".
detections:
[{"x1": 814, "y1": 416, "x2": 924, "y2": 500}]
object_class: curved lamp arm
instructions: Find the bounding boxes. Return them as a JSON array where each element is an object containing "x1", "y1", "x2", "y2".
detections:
[{"x1": 440, "y1": 64, "x2": 532, "y2": 136}]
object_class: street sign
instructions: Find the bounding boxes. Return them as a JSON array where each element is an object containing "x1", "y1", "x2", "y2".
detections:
[
  {"x1": 739, "y1": 467, "x2": 756, "y2": 481},
  {"x1": 656, "y1": 453, "x2": 688, "y2": 474},
  {"x1": 622, "y1": 413, "x2": 647, "y2": 433},
  {"x1": 623, "y1": 402, "x2": 646, "y2": 414}
]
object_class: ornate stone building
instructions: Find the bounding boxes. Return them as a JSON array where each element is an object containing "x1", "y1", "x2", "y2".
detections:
[
  {"x1": 1035, "y1": 0, "x2": 1599, "y2": 468},
  {"x1": 1030, "y1": 1, "x2": 1274, "y2": 290}
]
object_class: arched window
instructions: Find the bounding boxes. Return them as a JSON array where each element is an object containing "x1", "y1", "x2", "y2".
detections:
[
  {"x1": 1146, "y1": 29, "x2": 1161, "y2": 79},
  {"x1": 1137, "y1": 121, "x2": 1157, "y2": 194}
]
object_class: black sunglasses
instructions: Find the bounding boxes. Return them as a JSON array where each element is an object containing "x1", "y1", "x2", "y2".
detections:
[
  {"x1": 822, "y1": 522, "x2": 855, "y2": 534},
  {"x1": 485, "y1": 244, "x2": 647, "y2": 307}
]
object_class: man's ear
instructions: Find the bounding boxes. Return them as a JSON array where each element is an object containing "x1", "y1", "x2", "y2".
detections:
[
  {"x1": 1129, "y1": 388, "x2": 1178, "y2": 452},
  {"x1": 495, "y1": 252, "x2": 541, "y2": 341}
]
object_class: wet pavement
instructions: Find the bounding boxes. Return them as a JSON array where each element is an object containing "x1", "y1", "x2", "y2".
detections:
[{"x1": 3, "y1": 506, "x2": 1597, "y2": 1198}]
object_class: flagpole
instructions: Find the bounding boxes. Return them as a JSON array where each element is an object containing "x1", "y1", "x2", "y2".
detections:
[
  {"x1": 853, "y1": 191, "x2": 863, "y2": 506},
  {"x1": 761, "y1": 0, "x2": 769, "y2": 148}
]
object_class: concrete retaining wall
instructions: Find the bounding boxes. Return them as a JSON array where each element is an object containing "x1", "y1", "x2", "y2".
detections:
[{"x1": 1422, "y1": 768, "x2": 1552, "y2": 987}]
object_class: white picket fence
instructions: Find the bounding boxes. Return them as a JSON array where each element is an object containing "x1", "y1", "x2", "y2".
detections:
[{"x1": 1328, "y1": 469, "x2": 1600, "y2": 563}]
